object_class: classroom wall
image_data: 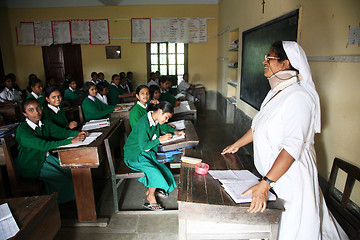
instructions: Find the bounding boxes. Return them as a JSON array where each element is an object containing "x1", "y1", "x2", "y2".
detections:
[
  {"x1": 218, "y1": 0, "x2": 360, "y2": 203},
  {"x1": 0, "y1": 7, "x2": 16, "y2": 74},
  {"x1": 5, "y1": 5, "x2": 218, "y2": 90}
]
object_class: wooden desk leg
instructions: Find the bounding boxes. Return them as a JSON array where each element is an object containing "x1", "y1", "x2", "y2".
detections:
[{"x1": 71, "y1": 168, "x2": 97, "y2": 222}]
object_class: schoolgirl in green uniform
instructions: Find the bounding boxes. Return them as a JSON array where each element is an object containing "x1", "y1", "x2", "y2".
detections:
[
  {"x1": 42, "y1": 86, "x2": 78, "y2": 129},
  {"x1": 146, "y1": 84, "x2": 161, "y2": 106},
  {"x1": 16, "y1": 98, "x2": 88, "y2": 203},
  {"x1": 108, "y1": 74, "x2": 135, "y2": 105},
  {"x1": 124, "y1": 102, "x2": 185, "y2": 210},
  {"x1": 26, "y1": 78, "x2": 46, "y2": 106},
  {"x1": 81, "y1": 82, "x2": 123, "y2": 121},
  {"x1": 63, "y1": 79, "x2": 84, "y2": 103},
  {"x1": 158, "y1": 76, "x2": 180, "y2": 107},
  {"x1": 129, "y1": 85, "x2": 159, "y2": 129}
]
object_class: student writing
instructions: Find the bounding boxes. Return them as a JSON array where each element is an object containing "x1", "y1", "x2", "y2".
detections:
[
  {"x1": 124, "y1": 102, "x2": 185, "y2": 211},
  {"x1": 16, "y1": 98, "x2": 88, "y2": 203}
]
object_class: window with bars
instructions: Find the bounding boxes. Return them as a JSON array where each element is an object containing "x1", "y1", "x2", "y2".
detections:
[{"x1": 147, "y1": 42, "x2": 188, "y2": 85}]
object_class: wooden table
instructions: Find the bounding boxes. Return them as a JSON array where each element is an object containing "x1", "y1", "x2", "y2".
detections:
[
  {"x1": 110, "y1": 102, "x2": 135, "y2": 136},
  {"x1": 177, "y1": 150, "x2": 284, "y2": 240},
  {"x1": 0, "y1": 103, "x2": 22, "y2": 124},
  {"x1": 161, "y1": 120, "x2": 199, "y2": 152},
  {"x1": 54, "y1": 117, "x2": 124, "y2": 226},
  {"x1": 0, "y1": 193, "x2": 61, "y2": 240},
  {"x1": 171, "y1": 101, "x2": 197, "y2": 123}
]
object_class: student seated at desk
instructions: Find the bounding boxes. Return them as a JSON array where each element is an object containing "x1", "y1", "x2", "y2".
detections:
[
  {"x1": 124, "y1": 102, "x2": 185, "y2": 211},
  {"x1": 0, "y1": 74, "x2": 22, "y2": 103},
  {"x1": 96, "y1": 82, "x2": 109, "y2": 105},
  {"x1": 108, "y1": 74, "x2": 135, "y2": 105},
  {"x1": 82, "y1": 81, "x2": 123, "y2": 121},
  {"x1": 64, "y1": 79, "x2": 84, "y2": 104},
  {"x1": 16, "y1": 98, "x2": 88, "y2": 203},
  {"x1": 126, "y1": 71, "x2": 134, "y2": 92},
  {"x1": 97, "y1": 72, "x2": 109, "y2": 86},
  {"x1": 147, "y1": 84, "x2": 161, "y2": 105},
  {"x1": 62, "y1": 72, "x2": 72, "y2": 93},
  {"x1": 26, "y1": 78, "x2": 46, "y2": 106},
  {"x1": 159, "y1": 76, "x2": 180, "y2": 107},
  {"x1": 90, "y1": 72, "x2": 99, "y2": 85},
  {"x1": 43, "y1": 86, "x2": 78, "y2": 129},
  {"x1": 129, "y1": 85, "x2": 159, "y2": 129},
  {"x1": 147, "y1": 72, "x2": 158, "y2": 87}
]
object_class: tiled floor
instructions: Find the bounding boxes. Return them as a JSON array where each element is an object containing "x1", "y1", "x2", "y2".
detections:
[{"x1": 54, "y1": 110, "x2": 237, "y2": 240}]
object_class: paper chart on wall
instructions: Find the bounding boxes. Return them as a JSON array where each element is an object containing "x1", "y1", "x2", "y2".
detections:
[
  {"x1": 151, "y1": 18, "x2": 170, "y2": 42},
  {"x1": 71, "y1": 20, "x2": 90, "y2": 44},
  {"x1": 169, "y1": 18, "x2": 188, "y2": 43},
  {"x1": 188, "y1": 17, "x2": 207, "y2": 43},
  {"x1": 131, "y1": 18, "x2": 151, "y2": 43},
  {"x1": 17, "y1": 22, "x2": 35, "y2": 46},
  {"x1": 52, "y1": 21, "x2": 71, "y2": 44},
  {"x1": 90, "y1": 19, "x2": 109, "y2": 44},
  {"x1": 34, "y1": 21, "x2": 53, "y2": 46}
]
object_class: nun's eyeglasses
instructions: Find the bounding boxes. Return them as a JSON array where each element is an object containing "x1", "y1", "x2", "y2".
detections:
[{"x1": 265, "y1": 55, "x2": 280, "y2": 62}]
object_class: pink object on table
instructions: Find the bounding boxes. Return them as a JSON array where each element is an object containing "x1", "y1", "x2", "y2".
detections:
[{"x1": 195, "y1": 163, "x2": 209, "y2": 175}]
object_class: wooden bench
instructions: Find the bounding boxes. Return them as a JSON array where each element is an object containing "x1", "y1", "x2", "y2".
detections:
[
  {"x1": 104, "y1": 119, "x2": 144, "y2": 212},
  {"x1": 1, "y1": 136, "x2": 44, "y2": 197},
  {"x1": 325, "y1": 157, "x2": 360, "y2": 240}
]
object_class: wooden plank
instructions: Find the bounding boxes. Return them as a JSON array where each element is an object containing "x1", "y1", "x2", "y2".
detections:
[
  {"x1": 0, "y1": 194, "x2": 61, "y2": 240},
  {"x1": 71, "y1": 167, "x2": 97, "y2": 222}
]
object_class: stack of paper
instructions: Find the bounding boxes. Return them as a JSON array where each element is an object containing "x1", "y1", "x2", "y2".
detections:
[
  {"x1": 161, "y1": 134, "x2": 185, "y2": 144},
  {"x1": 0, "y1": 203, "x2": 19, "y2": 239},
  {"x1": 209, "y1": 170, "x2": 276, "y2": 203},
  {"x1": 81, "y1": 118, "x2": 110, "y2": 131},
  {"x1": 174, "y1": 101, "x2": 191, "y2": 114},
  {"x1": 170, "y1": 120, "x2": 186, "y2": 130},
  {"x1": 114, "y1": 106, "x2": 131, "y2": 112},
  {"x1": 58, "y1": 132, "x2": 103, "y2": 148}
]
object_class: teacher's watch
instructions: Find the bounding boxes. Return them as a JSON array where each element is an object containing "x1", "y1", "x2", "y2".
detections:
[{"x1": 263, "y1": 176, "x2": 276, "y2": 188}]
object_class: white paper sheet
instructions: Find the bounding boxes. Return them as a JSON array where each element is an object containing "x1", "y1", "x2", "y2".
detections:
[
  {"x1": 52, "y1": 21, "x2": 71, "y2": 44},
  {"x1": 169, "y1": 120, "x2": 185, "y2": 130},
  {"x1": 90, "y1": 19, "x2": 109, "y2": 44},
  {"x1": 34, "y1": 21, "x2": 53, "y2": 46},
  {"x1": 58, "y1": 132, "x2": 102, "y2": 148},
  {"x1": 161, "y1": 134, "x2": 185, "y2": 144},
  {"x1": 0, "y1": 203, "x2": 19, "y2": 239},
  {"x1": 17, "y1": 22, "x2": 35, "y2": 46},
  {"x1": 131, "y1": 18, "x2": 151, "y2": 43},
  {"x1": 71, "y1": 20, "x2": 90, "y2": 44}
]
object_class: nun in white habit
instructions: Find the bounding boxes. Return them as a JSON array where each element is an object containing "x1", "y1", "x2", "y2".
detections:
[{"x1": 222, "y1": 41, "x2": 348, "y2": 240}]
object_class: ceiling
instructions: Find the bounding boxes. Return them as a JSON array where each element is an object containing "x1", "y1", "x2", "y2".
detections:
[{"x1": 1, "y1": 0, "x2": 220, "y2": 8}]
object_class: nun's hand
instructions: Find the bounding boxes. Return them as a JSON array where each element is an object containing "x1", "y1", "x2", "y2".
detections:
[{"x1": 241, "y1": 180, "x2": 270, "y2": 213}]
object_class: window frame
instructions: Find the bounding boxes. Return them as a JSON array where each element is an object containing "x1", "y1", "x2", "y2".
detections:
[{"x1": 146, "y1": 42, "x2": 188, "y2": 84}]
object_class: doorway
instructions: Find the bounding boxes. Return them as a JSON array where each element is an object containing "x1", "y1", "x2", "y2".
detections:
[{"x1": 42, "y1": 44, "x2": 84, "y2": 88}]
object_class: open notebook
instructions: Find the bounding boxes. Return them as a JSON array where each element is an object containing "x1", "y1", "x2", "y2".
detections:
[
  {"x1": 209, "y1": 170, "x2": 276, "y2": 204},
  {"x1": 161, "y1": 134, "x2": 185, "y2": 144}
]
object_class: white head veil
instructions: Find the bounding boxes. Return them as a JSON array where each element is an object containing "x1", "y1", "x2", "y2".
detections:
[{"x1": 282, "y1": 41, "x2": 321, "y2": 133}]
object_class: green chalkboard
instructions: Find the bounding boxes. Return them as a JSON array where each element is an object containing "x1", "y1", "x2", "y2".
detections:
[{"x1": 240, "y1": 9, "x2": 299, "y2": 110}]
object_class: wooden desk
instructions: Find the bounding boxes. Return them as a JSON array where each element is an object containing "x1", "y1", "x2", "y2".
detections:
[
  {"x1": 0, "y1": 104, "x2": 22, "y2": 124},
  {"x1": 54, "y1": 117, "x2": 123, "y2": 225},
  {"x1": 177, "y1": 150, "x2": 284, "y2": 240},
  {"x1": 161, "y1": 120, "x2": 199, "y2": 152},
  {"x1": 110, "y1": 103, "x2": 135, "y2": 136},
  {"x1": 0, "y1": 193, "x2": 61, "y2": 240},
  {"x1": 171, "y1": 101, "x2": 197, "y2": 123}
]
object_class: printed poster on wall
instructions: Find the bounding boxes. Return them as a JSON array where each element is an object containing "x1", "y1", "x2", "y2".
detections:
[
  {"x1": 131, "y1": 18, "x2": 151, "y2": 43},
  {"x1": 90, "y1": 19, "x2": 109, "y2": 45},
  {"x1": 151, "y1": 18, "x2": 170, "y2": 42},
  {"x1": 34, "y1": 21, "x2": 53, "y2": 46},
  {"x1": 17, "y1": 22, "x2": 35, "y2": 46},
  {"x1": 71, "y1": 20, "x2": 90, "y2": 44},
  {"x1": 52, "y1": 21, "x2": 71, "y2": 44}
]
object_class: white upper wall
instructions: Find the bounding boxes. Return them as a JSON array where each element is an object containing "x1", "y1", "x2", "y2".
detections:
[{"x1": 1, "y1": 0, "x2": 219, "y2": 8}]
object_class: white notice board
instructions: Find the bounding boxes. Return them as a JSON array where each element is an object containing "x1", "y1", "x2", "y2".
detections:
[
  {"x1": 34, "y1": 21, "x2": 53, "y2": 46},
  {"x1": 169, "y1": 18, "x2": 188, "y2": 43},
  {"x1": 17, "y1": 22, "x2": 35, "y2": 46},
  {"x1": 188, "y1": 17, "x2": 207, "y2": 43},
  {"x1": 71, "y1": 20, "x2": 90, "y2": 44},
  {"x1": 151, "y1": 18, "x2": 170, "y2": 42},
  {"x1": 131, "y1": 18, "x2": 151, "y2": 43},
  {"x1": 52, "y1": 21, "x2": 71, "y2": 44},
  {"x1": 90, "y1": 19, "x2": 109, "y2": 45}
]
